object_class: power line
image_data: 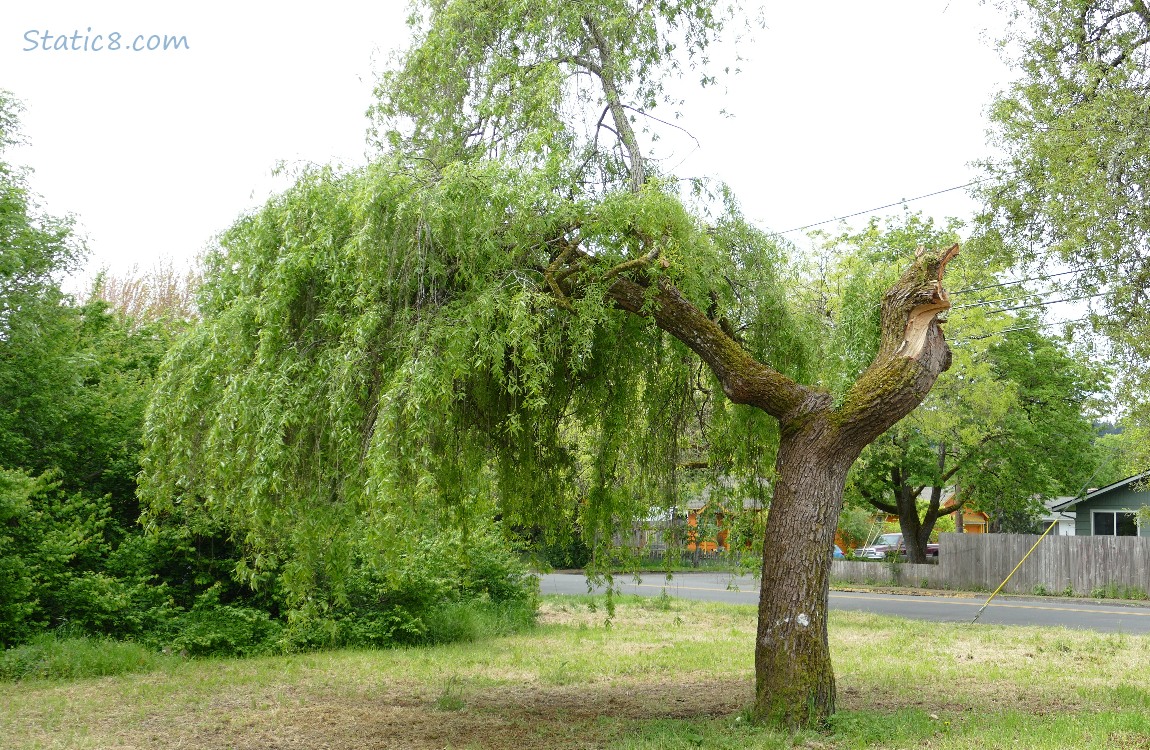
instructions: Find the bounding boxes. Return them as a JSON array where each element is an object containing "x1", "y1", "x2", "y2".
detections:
[
  {"x1": 951, "y1": 316, "x2": 1094, "y2": 345},
  {"x1": 774, "y1": 178, "x2": 988, "y2": 235},
  {"x1": 951, "y1": 290, "x2": 1110, "y2": 314},
  {"x1": 951, "y1": 260, "x2": 1137, "y2": 296},
  {"x1": 951, "y1": 267, "x2": 1088, "y2": 296}
]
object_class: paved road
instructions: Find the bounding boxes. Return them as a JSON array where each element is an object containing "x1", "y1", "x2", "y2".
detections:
[{"x1": 538, "y1": 572, "x2": 1150, "y2": 634}]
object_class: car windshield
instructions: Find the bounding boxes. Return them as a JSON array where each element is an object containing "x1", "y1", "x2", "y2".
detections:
[{"x1": 876, "y1": 533, "x2": 902, "y2": 546}]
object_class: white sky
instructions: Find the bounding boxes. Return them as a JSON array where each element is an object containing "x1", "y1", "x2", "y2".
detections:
[{"x1": 2, "y1": 1, "x2": 1011, "y2": 285}]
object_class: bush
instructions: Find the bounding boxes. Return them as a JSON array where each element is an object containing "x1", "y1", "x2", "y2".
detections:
[
  {"x1": 543, "y1": 532, "x2": 593, "y2": 569},
  {"x1": 837, "y1": 506, "x2": 875, "y2": 550},
  {"x1": 165, "y1": 587, "x2": 282, "y2": 657},
  {"x1": 277, "y1": 524, "x2": 537, "y2": 653},
  {"x1": 0, "y1": 632, "x2": 166, "y2": 681}
]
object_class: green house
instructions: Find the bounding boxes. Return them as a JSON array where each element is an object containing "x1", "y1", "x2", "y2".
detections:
[{"x1": 1057, "y1": 473, "x2": 1150, "y2": 537}]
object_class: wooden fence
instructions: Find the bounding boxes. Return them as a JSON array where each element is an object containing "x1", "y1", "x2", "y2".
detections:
[{"x1": 830, "y1": 532, "x2": 1150, "y2": 596}]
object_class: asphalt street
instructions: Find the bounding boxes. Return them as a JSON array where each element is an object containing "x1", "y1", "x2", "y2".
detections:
[{"x1": 538, "y1": 572, "x2": 1150, "y2": 634}]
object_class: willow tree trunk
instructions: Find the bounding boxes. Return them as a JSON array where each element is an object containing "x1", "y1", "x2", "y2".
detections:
[
  {"x1": 595, "y1": 243, "x2": 961, "y2": 727},
  {"x1": 754, "y1": 421, "x2": 855, "y2": 724}
]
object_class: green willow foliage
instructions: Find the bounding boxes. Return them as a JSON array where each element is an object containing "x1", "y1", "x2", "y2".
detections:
[
  {"x1": 372, "y1": 0, "x2": 739, "y2": 182},
  {"x1": 139, "y1": 157, "x2": 816, "y2": 602}
]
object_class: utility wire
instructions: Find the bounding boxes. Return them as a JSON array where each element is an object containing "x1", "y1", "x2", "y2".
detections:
[
  {"x1": 951, "y1": 267, "x2": 1090, "y2": 296},
  {"x1": 951, "y1": 260, "x2": 1136, "y2": 296},
  {"x1": 951, "y1": 290, "x2": 1109, "y2": 314},
  {"x1": 775, "y1": 179, "x2": 987, "y2": 235},
  {"x1": 950, "y1": 316, "x2": 1094, "y2": 345}
]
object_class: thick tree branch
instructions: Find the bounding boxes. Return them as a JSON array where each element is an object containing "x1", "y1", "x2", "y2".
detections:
[
  {"x1": 603, "y1": 273, "x2": 813, "y2": 421},
  {"x1": 864, "y1": 496, "x2": 899, "y2": 516},
  {"x1": 937, "y1": 497, "x2": 968, "y2": 517},
  {"x1": 936, "y1": 431, "x2": 1005, "y2": 485},
  {"x1": 1105, "y1": 34, "x2": 1150, "y2": 69},
  {"x1": 834, "y1": 244, "x2": 961, "y2": 447}
]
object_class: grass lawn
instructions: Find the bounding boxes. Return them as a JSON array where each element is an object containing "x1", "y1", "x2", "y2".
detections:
[{"x1": 3, "y1": 594, "x2": 1149, "y2": 749}]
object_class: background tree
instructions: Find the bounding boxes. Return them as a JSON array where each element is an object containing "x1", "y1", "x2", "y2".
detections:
[
  {"x1": 0, "y1": 93, "x2": 159, "y2": 643},
  {"x1": 90, "y1": 258, "x2": 201, "y2": 328},
  {"x1": 850, "y1": 323, "x2": 1104, "y2": 551},
  {"x1": 0, "y1": 94, "x2": 266, "y2": 650},
  {"x1": 0, "y1": 91, "x2": 84, "y2": 474},
  {"x1": 978, "y1": 0, "x2": 1150, "y2": 469}
]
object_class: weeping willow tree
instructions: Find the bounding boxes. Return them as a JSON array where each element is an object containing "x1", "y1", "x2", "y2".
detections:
[{"x1": 142, "y1": 0, "x2": 963, "y2": 727}]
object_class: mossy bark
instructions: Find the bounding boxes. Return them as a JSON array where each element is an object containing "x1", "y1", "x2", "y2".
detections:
[
  {"x1": 753, "y1": 418, "x2": 853, "y2": 726},
  {"x1": 750, "y1": 245, "x2": 959, "y2": 725}
]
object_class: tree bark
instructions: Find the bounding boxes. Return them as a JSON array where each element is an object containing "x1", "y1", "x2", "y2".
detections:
[
  {"x1": 754, "y1": 418, "x2": 853, "y2": 724},
  {"x1": 898, "y1": 480, "x2": 930, "y2": 564}
]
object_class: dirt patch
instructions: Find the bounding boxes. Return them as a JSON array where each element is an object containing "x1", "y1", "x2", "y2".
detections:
[{"x1": 114, "y1": 677, "x2": 754, "y2": 749}]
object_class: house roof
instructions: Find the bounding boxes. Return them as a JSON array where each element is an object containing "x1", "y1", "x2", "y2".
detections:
[
  {"x1": 1044, "y1": 496, "x2": 1077, "y2": 515},
  {"x1": 685, "y1": 475, "x2": 768, "y2": 513},
  {"x1": 1056, "y1": 471, "x2": 1150, "y2": 511},
  {"x1": 939, "y1": 497, "x2": 989, "y2": 519}
]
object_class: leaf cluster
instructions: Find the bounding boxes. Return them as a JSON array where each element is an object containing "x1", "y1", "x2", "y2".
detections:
[{"x1": 978, "y1": 0, "x2": 1150, "y2": 459}]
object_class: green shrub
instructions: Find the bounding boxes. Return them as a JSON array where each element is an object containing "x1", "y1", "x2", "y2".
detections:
[
  {"x1": 275, "y1": 609, "x2": 342, "y2": 653},
  {"x1": 0, "y1": 469, "x2": 40, "y2": 645},
  {"x1": 166, "y1": 586, "x2": 282, "y2": 657},
  {"x1": 340, "y1": 608, "x2": 428, "y2": 648},
  {"x1": 0, "y1": 633, "x2": 166, "y2": 681},
  {"x1": 276, "y1": 526, "x2": 537, "y2": 653}
]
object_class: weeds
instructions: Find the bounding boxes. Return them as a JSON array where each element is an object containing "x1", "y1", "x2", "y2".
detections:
[
  {"x1": 434, "y1": 674, "x2": 466, "y2": 711},
  {"x1": 1089, "y1": 584, "x2": 1149, "y2": 601},
  {"x1": 0, "y1": 633, "x2": 171, "y2": 681}
]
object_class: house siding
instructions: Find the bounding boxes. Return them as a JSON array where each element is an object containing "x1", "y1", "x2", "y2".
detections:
[{"x1": 1072, "y1": 484, "x2": 1150, "y2": 537}]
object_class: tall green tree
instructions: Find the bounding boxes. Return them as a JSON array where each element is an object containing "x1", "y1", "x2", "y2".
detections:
[
  {"x1": 978, "y1": 0, "x2": 1150, "y2": 468},
  {"x1": 0, "y1": 93, "x2": 206, "y2": 645},
  {"x1": 142, "y1": 2, "x2": 962, "y2": 725},
  {"x1": 0, "y1": 91, "x2": 85, "y2": 472}
]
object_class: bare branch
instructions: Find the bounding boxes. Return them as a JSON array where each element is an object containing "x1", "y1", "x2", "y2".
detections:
[{"x1": 583, "y1": 16, "x2": 646, "y2": 192}]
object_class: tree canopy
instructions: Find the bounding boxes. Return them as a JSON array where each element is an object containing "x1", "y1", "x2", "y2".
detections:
[
  {"x1": 140, "y1": 159, "x2": 804, "y2": 599},
  {"x1": 979, "y1": 0, "x2": 1150, "y2": 466}
]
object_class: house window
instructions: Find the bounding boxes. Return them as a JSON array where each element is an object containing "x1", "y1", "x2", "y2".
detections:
[{"x1": 1093, "y1": 511, "x2": 1139, "y2": 536}]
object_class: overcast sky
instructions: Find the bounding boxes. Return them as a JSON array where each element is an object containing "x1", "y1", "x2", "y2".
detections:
[{"x1": 3, "y1": 1, "x2": 1011, "y2": 284}]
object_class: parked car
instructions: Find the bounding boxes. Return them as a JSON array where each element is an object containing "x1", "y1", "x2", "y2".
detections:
[{"x1": 853, "y1": 532, "x2": 938, "y2": 560}]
